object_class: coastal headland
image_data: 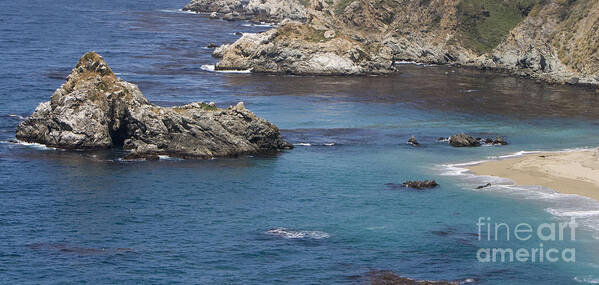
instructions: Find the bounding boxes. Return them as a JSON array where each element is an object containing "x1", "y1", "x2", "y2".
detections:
[{"x1": 185, "y1": 0, "x2": 599, "y2": 87}]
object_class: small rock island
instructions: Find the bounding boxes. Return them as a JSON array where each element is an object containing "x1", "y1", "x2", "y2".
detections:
[{"x1": 16, "y1": 52, "x2": 292, "y2": 159}]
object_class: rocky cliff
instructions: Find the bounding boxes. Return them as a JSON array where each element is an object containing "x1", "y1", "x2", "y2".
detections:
[
  {"x1": 195, "y1": 0, "x2": 599, "y2": 85},
  {"x1": 16, "y1": 52, "x2": 292, "y2": 159}
]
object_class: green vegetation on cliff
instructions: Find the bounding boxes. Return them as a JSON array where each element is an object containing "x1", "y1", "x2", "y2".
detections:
[{"x1": 457, "y1": 0, "x2": 540, "y2": 53}]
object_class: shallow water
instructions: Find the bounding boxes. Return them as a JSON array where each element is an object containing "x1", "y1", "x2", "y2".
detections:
[{"x1": 2, "y1": 1, "x2": 599, "y2": 284}]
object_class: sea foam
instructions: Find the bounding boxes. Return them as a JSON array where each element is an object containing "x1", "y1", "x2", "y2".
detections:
[
  {"x1": 12, "y1": 140, "x2": 57, "y2": 150},
  {"x1": 6, "y1": 114, "x2": 25, "y2": 120},
  {"x1": 574, "y1": 275, "x2": 599, "y2": 284},
  {"x1": 242, "y1": 23, "x2": 273, "y2": 28},
  {"x1": 266, "y1": 227, "x2": 330, "y2": 239},
  {"x1": 394, "y1": 61, "x2": 436, "y2": 67},
  {"x1": 440, "y1": 148, "x2": 599, "y2": 235},
  {"x1": 201, "y1": 64, "x2": 252, "y2": 74},
  {"x1": 293, "y1": 142, "x2": 337, "y2": 147},
  {"x1": 158, "y1": 155, "x2": 183, "y2": 161},
  {"x1": 158, "y1": 9, "x2": 198, "y2": 15}
]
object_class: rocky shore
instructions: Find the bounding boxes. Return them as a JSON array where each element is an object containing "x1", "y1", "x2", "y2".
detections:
[
  {"x1": 195, "y1": 0, "x2": 599, "y2": 86},
  {"x1": 16, "y1": 52, "x2": 292, "y2": 159}
]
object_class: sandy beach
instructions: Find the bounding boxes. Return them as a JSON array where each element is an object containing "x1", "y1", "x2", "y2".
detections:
[{"x1": 468, "y1": 149, "x2": 599, "y2": 201}]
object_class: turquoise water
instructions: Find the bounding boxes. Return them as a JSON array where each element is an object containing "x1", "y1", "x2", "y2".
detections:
[{"x1": 2, "y1": 1, "x2": 599, "y2": 284}]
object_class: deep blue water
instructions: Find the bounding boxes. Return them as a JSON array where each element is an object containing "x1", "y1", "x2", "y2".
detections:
[{"x1": 2, "y1": 1, "x2": 599, "y2": 284}]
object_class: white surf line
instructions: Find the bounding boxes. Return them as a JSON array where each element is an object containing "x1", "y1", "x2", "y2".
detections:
[
  {"x1": 442, "y1": 147, "x2": 594, "y2": 174},
  {"x1": 6, "y1": 114, "x2": 25, "y2": 120},
  {"x1": 242, "y1": 23, "x2": 274, "y2": 28},
  {"x1": 437, "y1": 147, "x2": 599, "y2": 236},
  {"x1": 11, "y1": 140, "x2": 57, "y2": 150},
  {"x1": 393, "y1": 60, "x2": 437, "y2": 67},
  {"x1": 201, "y1": 64, "x2": 252, "y2": 74},
  {"x1": 157, "y1": 9, "x2": 198, "y2": 15}
]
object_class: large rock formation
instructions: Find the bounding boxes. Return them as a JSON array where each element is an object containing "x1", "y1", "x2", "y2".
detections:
[
  {"x1": 195, "y1": 0, "x2": 599, "y2": 85},
  {"x1": 16, "y1": 52, "x2": 292, "y2": 158}
]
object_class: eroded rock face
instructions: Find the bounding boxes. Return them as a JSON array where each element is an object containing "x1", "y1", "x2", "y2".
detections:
[
  {"x1": 15, "y1": 53, "x2": 123, "y2": 149},
  {"x1": 16, "y1": 52, "x2": 292, "y2": 158}
]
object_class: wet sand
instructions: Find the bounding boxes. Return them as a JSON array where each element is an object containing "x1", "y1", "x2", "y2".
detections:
[{"x1": 468, "y1": 149, "x2": 599, "y2": 201}]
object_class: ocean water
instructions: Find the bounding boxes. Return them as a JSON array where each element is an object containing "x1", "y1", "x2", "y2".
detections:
[{"x1": 2, "y1": 1, "x2": 599, "y2": 284}]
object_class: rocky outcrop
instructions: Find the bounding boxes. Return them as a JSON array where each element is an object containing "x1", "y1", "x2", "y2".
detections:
[
  {"x1": 407, "y1": 136, "x2": 420, "y2": 146},
  {"x1": 492, "y1": 136, "x2": 508, "y2": 145},
  {"x1": 476, "y1": 183, "x2": 492, "y2": 189},
  {"x1": 16, "y1": 52, "x2": 292, "y2": 159},
  {"x1": 402, "y1": 180, "x2": 439, "y2": 190},
  {"x1": 183, "y1": 0, "x2": 307, "y2": 23},
  {"x1": 449, "y1": 133, "x2": 481, "y2": 147},
  {"x1": 199, "y1": 0, "x2": 599, "y2": 84},
  {"x1": 446, "y1": 135, "x2": 509, "y2": 147}
]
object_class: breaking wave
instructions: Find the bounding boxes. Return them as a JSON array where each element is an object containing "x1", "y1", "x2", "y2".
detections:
[
  {"x1": 201, "y1": 64, "x2": 252, "y2": 73},
  {"x1": 11, "y1": 140, "x2": 57, "y2": 150}
]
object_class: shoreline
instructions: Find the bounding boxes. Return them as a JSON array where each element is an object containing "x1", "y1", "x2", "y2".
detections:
[{"x1": 465, "y1": 148, "x2": 599, "y2": 202}]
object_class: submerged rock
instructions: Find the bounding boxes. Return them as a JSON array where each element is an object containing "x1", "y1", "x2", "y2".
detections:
[
  {"x1": 367, "y1": 270, "x2": 464, "y2": 285},
  {"x1": 401, "y1": 180, "x2": 439, "y2": 190},
  {"x1": 449, "y1": 133, "x2": 481, "y2": 147},
  {"x1": 27, "y1": 243, "x2": 133, "y2": 255},
  {"x1": 122, "y1": 152, "x2": 160, "y2": 161},
  {"x1": 16, "y1": 52, "x2": 292, "y2": 159}
]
